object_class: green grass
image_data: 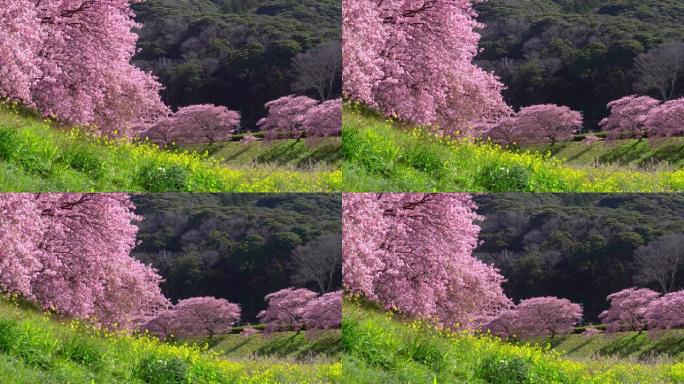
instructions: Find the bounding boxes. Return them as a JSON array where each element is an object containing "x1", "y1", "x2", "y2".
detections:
[
  {"x1": 0, "y1": 296, "x2": 340, "y2": 384},
  {"x1": 193, "y1": 137, "x2": 342, "y2": 168},
  {"x1": 342, "y1": 104, "x2": 684, "y2": 192},
  {"x1": 0, "y1": 104, "x2": 341, "y2": 192},
  {"x1": 534, "y1": 330, "x2": 684, "y2": 361},
  {"x1": 525, "y1": 138, "x2": 684, "y2": 168},
  {"x1": 207, "y1": 330, "x2": 342, "y2": 361},
  {"x1": 343, "y1": 298, "x2": 684, "y2": 384}
]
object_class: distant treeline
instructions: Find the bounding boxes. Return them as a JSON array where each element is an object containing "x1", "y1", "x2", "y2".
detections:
[
  {"x1": 476, "y1": 0, "x2": 684, "y2": 129},
  {"x1": 474, "y1": 194, "x2": 684, "y2": 321},
  {"x1": 133, "y1": 0, "x2": 341, "y2": 129},
  {"x1": 131, "y1": 193, "x2": 342, "y2": 321}
]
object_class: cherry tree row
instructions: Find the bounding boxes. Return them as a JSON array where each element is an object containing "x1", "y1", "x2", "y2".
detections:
[
  {"x1": 141, "y1": 288, "x2": 342, "y2": 339},
  {"x1": 599, "y1": 96, "x2": 684, "y2": 140},
  {"x1": 599, "y1": 288, "x2": 684, "y2": 333},
  {"x1": 124, "y1": 96, "x2": 342, "y2": 146}
]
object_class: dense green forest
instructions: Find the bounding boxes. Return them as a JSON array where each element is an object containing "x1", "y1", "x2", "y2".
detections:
[
  {"x1": 476, "y1": 0, "x2": 684, "y2": 129},
  {"x1": 132, "y1": 0, "x2": 341, "y2": 129},
  {"x1": 473, "y1": 194, "x2": 684, "y2": 321},
  {"x1": 131, "y1": 194, "x2": 342, "y2": 321}
]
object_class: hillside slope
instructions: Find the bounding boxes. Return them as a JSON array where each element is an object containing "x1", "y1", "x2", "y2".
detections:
[
  {"x1": 210, "y1": 330, "x2": 342, "y2": 360},
  {"x1": 537, "y1": 330, "x2": 684, "y2": 360},
  {"x1": 195, "y1": 137, "x2": 342, "y2": 168},
  {"x1": 0, "y1": 297, "x2": 340, "y2": 384},
  {"x1": 342, "y1": 105, "x2": 684, "y2": 192},
  {"x1": 526, "y1": 138, "x2": 684, "y2": 168},
  {"x1": 0, "y1": 105, "x2": 340, "y2": 192},
  {"x1": 343, "y1": 299, "x2": 684, "y2": 384}
]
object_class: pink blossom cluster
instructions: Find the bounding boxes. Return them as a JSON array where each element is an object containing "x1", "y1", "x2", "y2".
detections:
[
  {"x1": 484, "y1": 297, "x2": 583, "y2": 338},
  {"x1": 240, "y1": 326, "x2": 259, "y2": 337},
  {"x1": 0, "y1": 193, "x2": 168, "y2": 328},
  {"x1": 645, "y1": 291, "x2": 684, "y2": 330},
  {"x1": 257, "y1": 288, "x2": 342, "y2": 333},
  {"x1": 600, "y1": 96, "x2": 684, "y2": 139},
  {"x1": 257, "y1": 96, "x2": 342, "y2": 139},
  {"x1": 484, "y1": 104, "x2": 583, "y2": 145},
  {"x1": 600, "y1": 288, "x2": 684, "y2": 332},
  {"x1": 599, "y1": 288, "x2": 660, "y2": 333},
  {"x1": 343, "y1": 193, "x2": 511, "y2": 328},
  {"x1": 302, "y1": 291, "x2": 343, "y2": 330},
  {"x1": 141, "y1": 104, "x2": 241, "y2": 146},
  {"x1": 0, "y1": 0, "x2": 168, "y2": 136},
  {"x1": 645, "y1": 98, "x2": 684, "y2": 138},
  {"x1": 140, "y1": 296, "x2": 241, "y2": 339},
  {"x1": 582, "y1": 326, "x2": 602, "y2": 337},
  {"x1": 343, "y1": 0, "x2": 510, "y2": 134}
]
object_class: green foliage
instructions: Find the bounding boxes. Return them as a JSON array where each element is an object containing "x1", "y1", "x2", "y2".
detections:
[
  {"x1": 136, "y1": 163, "x2": 190, "y2": 192},
  {"x1": 0, "y1": 297, "x2": 341, "y2": 383},
  {"x1": 0, "y1": 105, "x2": 340, "y2": 192},
  {"x1": 342, "y1": 105, "x2": 684, "y2": 192},
  {"x1": 343, "y1": 298, "x2": 684, "y2": 384},
  {"x1": 134, "y1": 355, "x2": 189, "y2": 384},
  {"x1": 476, "y1": 355, "x2": 531, "y2": 384}
]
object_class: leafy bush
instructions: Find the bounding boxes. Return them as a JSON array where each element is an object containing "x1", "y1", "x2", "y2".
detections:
[
  {"x1": 477, "y1": 355, "x2": 531, "y2": 384},
  {"x1": 135, "y1": 355, "x2": 189, "y2": 384},
  {"x1": 136, "y1": 163, "x2": 189, "y2": 192}
]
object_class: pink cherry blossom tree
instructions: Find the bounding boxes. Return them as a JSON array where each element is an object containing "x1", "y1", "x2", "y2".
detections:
[
  {"x1": 513, "y1": 297, "x2": 582, "y2": 338},
  {"x1": 645, "y1": 98, "x2": 684, "y2": 138},
  {"x1": 257, "y1": 95, "x2": 319, "y2": 139},
  {"x1": 600, "y1": 95, "x2": 661, "y2": 140},
  {"x1": 257, "y1": 95, "x2": 342, "y2": 139},
  {"x1": 302, "y1": 290, "x2": 342, "y2": 330},
  {"x1": 142, "y1": 104, "x2": 241, "y2": 146},
  {"x1": 582, "y1": 326, "x2": 601, "y2": 337},
  {"x1": 515, "y1": 104, "x2": 583, "y2": 145},
  {"x1": 0, "y1": 0, "x2": 168, "y2": 136},
  {"x1": 0, "y1": 193, "x2": 169, "y2": 328},
  {"x1": 483, "y1": 309, "x2": 522, "y2": 339},
  {"x1": 139, "y1": 309, "x2": 177, "y2": 339},
  {"x1": 302, "y1": 98, "x2": 342, "y2": 137},
  {"x1": 257, "y1": 288, "x2": 319, "y2": 332},
  {"x1": 343, "y1": 193, "x2": 511, "y2": 328},
  {"x1": 645, "y1": 290, "x2": 684, "y2": 330},
  {"x1": 0, "y1": 195, "x2": 43, "y2": 298},
  {"x1": 484, "y1": 116, "x2": 521, "y2": 146},
  {"x1": 0, "y1": 2, "x2": 43, "y2": 103},
  {"x1": 240, "y1": 326, "x2": 259, "y2": 337},
  {"x1": 599, "y1": 288, "x2": 660, "y2": 333},
  {"x1": 343, "y1": 0, "x2": 510, "y2": 134},
  {"x1": 171, "y1": 297, "x2": 241, "y2": 339}
]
